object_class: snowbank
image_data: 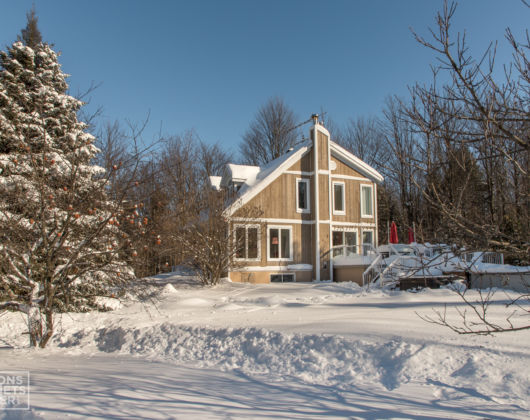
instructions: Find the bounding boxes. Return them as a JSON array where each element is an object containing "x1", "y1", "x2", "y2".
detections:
[{"x1": 1, "y1": 278, "x2": 528, "y2": 418}]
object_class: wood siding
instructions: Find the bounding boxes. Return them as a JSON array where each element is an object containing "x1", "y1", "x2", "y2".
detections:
[
  {"x1": 318, "y1": 174, "x2": 330, "y2": 221},
  {"x1": 230, "y1": 222, "x2": 313, "y2": 267},
  {"x1": 230, "y1": 129, "x2": 379, "y2": 283},
  {"x1": 230, "y1": 270, "x2": 312, "y2": 284},
  {"x1": 332, "y1": 156, "x2": 368, "y2": 178},
  {"x1": 234, "y1": 173, "x2": 314, "y2": 220},
  {"x1": 287, "y1": 152, "x2": 313, "y2": 173},
  {"x1": 317, "y1": 130, "x2": 329, "y2": 171}
]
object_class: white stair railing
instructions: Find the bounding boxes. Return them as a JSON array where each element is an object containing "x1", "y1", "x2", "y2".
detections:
[{"x1": 362, "y1": 254, "x2": 383, "y2": 288}]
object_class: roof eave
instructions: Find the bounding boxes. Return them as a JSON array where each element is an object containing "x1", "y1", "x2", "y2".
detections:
[
  {"x1": 330, "y1": 141, "x2": 384, "y2": 183},
  {"x1": 224, "y1": 145, "x2": 311, "y2": 216}
]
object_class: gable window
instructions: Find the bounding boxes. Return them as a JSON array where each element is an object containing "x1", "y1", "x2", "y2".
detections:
[
  {"x1": 360, "y1": 184, "x2": 373, "y2": 218},
  {"x1": 296, "y1": 178, "x2": 310, "y2": 213},
  {"x1": 268, "y1": 226, "x2": 292, "y2": 261},
  {"x1": 333, "y1": 182, "x2": 345, "y2": 215},
  {"x1": 234, "y1": 224, "x2": 260, "y2": 261}
]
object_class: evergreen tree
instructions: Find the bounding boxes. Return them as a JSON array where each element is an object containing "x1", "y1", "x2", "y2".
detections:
[
  {"x1": 17, "y1": 5, "x2": 43, "y2": 49},
  {"x1": 0, "y1": 41, "x2": 137, "y2": 348}
]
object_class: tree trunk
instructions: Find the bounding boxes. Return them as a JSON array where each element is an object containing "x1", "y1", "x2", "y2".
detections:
[{"x1": 28, "y1": 304, "x2": 42, "y2": 347}]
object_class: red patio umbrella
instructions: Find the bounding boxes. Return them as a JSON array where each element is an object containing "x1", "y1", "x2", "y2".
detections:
[
  {"x1": 389, "y1": 221, "x2": 398, "y2": 244},
  {"x1": 408, "y1": 226, "x2": 415, "y2": 244}
]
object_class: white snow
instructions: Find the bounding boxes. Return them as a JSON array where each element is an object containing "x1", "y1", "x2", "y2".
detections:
[
  {"x1": 222, "y1": 163, "x2": 260, "y2": 186},
  {"x1": 0, "y1": 275, "x2": 528, "y2": 419},
  {"x1": 208, "y1": 175, "x2": 222, "y2": 191}
]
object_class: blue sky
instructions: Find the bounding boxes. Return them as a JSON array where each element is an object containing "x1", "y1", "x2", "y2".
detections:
[{"x1": 1, "y1": 0, "x2": 528, "y2": 157}]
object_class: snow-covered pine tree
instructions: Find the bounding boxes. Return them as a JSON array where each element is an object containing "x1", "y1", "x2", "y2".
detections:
[{"x1": 0, "y1": 41, "x2": 137, "y2": 348}]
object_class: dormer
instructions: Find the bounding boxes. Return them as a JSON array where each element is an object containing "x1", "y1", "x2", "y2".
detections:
[
  {"x1": 209, "y1": 176, "x2": 222, "y2": 191},
  {"x1": 218, "y1": 163, "x2": 261, "y2": 194}
]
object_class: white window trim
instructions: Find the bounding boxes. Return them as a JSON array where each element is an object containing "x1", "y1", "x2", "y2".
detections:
[
  {"x1": 270, "y1": 273, "x2": 296, "y2": 282},
  {"x1": 267, "y1": 225, "x2": 293, "y2": 262},
  {"x1": 233, "y1": 224, "x2": 261, "y2": 262},
  {"x1": 345, "y1": 230, "x2": 359, "y2": 254},
  {"x1": 296, "y1": 178, "x2": 311, "y2": 214},
  {"x1": 361, "y1": 228, "x2": 375, "y2": 249},
  {"x1": 360, "y1": 184, "x2": 374, "y2": 218},
  {"x1": 332, "y1": 181, "x2": 346, "y2": 215},
  {"x1": 332, "y1": 229, "x2": 359, "y2": 255}
]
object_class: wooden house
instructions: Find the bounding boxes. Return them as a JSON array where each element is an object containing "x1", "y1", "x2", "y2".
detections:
[{"x1": 215, "y1": 116, "x2": 384, "y2": 283}]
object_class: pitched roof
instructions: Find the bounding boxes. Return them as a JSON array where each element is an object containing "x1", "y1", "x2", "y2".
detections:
[
  {"x1": 224, "y1": 141, "x2": 311, "y2": 215},
  {"x1": 223, "y1": 138, "x2": 383, "y2": 216},
  {"x1": 220, "y1": 164, "x2": 260, "y2": 187},
  {"x1": 330, "y1": 141, "x2": 384, "y2": 183}
]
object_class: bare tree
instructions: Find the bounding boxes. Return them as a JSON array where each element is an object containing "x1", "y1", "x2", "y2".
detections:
[
  {"x1": 402, "y1": 1, "x2": 529, "y2": 262},
  {"x1": 338, "y1": 116, "x2": 389, "y2": 170},
  {"x1": 239, "y1": 97, "x2": 300, "y2": 166},
  {"x1": 379, "y1": 97, "x2": 424, "y2": 242},
  {"x1": 399, "y1": 1, "x2": 530, "y2": 335},
  {"x1": 174, "y1": 189, "x2": 262, "y2": 286},
  {"x1": 417, "y1": 274, "x2": 529, "y2": 335}
]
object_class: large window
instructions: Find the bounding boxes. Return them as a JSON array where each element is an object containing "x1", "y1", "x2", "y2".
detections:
[
  {"x1": 332, "y1": 230, "x2": 358, "y2": 257},
  {"x1": 234, "y1": 224, "x2": 260, "y2": 261},
  {"x1": 333, "y1": 182, "x2": 345, "y2": 215},
  {"x1": 361, "y1": 184, "x2": 373, "y2": 218},
  {"x1": 296, "y1": 178, "x2": 310, "y2": 213},
  {"x1": 268, "y1": 226, "x2": 292, "y2": 261},
  {"x1": 362, "y1": 229, "x2": 374, "y2": 253}
]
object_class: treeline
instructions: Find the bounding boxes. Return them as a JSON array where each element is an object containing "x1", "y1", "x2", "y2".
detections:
[
  {"x1": 323, "y1": 4, "x2": 528, "y2": 264},
  {"x1": 95, "y1": 127, "x2": 232, "y2": 278}
]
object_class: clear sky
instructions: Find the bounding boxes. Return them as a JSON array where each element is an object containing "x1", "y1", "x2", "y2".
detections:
[{"x1": 1, "y1": 0, "x2": 528, "y2": 157}]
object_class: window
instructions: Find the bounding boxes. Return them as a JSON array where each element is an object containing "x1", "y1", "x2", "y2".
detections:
[
  {"x1": 332, "y1": 231, "x2": 343, "y2": 257},
  {"x1": 332, "y1": 230, "x2": 358, "y2": 256},
  {"x1": 362, "y1": 229, "x2": 374, "y2": 254},
  {"x1": 361, "y1": 184, "x2": 373, "y2": 217},
  {"x1": 296, "y1": 178, "x2": 310, "y2": 213},
  {"x1": 268, "y1": 226, "x2": 292, "y2": 261},
  {"x1": 270, "y1": 273, "x2": 295, "y2": 283},
  {"x1": 333, "y1": 182, "x2": 345, "y2": 215},
  {"x1": 234, "y1": 224, "x2": 260, "y2": 261}
]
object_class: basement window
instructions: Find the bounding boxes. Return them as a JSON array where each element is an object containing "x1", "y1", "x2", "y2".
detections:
[{"x1": 270, "y1": 273, "x2": 295, "y2": 283}]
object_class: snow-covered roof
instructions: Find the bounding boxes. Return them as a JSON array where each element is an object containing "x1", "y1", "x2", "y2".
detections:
[
  {"x1": 220, "y1": 164, "x2": 261, "y2": 188},
  {"x1": 221, "y1": 134, "x2": 384, "y2": 216},
  {"x1": 209, "y1": 176, "x2": 222, "y2": 191},
  {"x1": 224, "y1": 142, "x2": 311, "y2": 215}
]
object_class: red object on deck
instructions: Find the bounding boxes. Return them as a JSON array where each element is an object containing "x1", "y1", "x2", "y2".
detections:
[
  {"x1": 408, "y1": 226, "x2": 415, "y2": 244},
  {"x1": 390, "y1": 221, "x2": 398, "y2": 244}
]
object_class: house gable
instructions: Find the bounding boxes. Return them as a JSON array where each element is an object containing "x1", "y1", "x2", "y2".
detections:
[
  {"x1": 330, "y1": 141, "x2": 384, "y2": 183},
  {"x1": 225, "y1": 143, "x2": 311, "y2": 216},
  {"x1": 331, "y1": 157, "x2": 367, "y2": 179},
  {"x1": 233, "y1": 171, "x2": 314, "y2": 220},
  {"x1": 220, "y1": 119, "x2": 383, "y2": 284}
]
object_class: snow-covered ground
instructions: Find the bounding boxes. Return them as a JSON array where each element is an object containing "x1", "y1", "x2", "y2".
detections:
[{"x1": 1, "y1": 274, "x2": 529, "y2": 419}]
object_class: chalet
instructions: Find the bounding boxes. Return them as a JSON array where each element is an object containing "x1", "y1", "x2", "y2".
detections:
[{"x1": 213, "y1": 115, "x2": 384, "y2": 283}]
